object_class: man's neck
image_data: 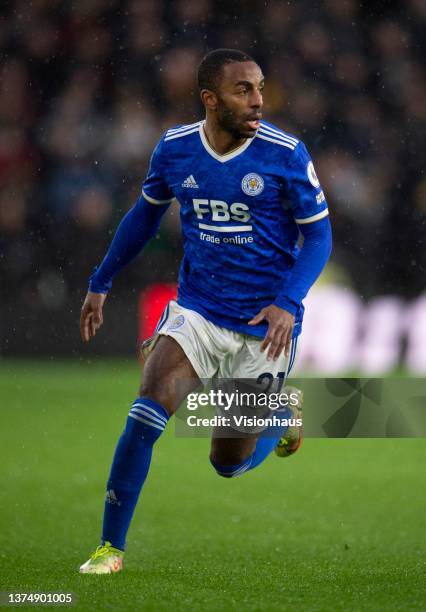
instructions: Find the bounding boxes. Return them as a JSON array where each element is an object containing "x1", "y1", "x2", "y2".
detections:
[{"x1": 203, "y1": 117, "x2": 246, "y2": 155}]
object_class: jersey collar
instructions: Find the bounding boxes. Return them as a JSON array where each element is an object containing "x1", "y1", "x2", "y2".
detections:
[{"x1": 199, "y1": 121, "x2": 255, "y2": 163}]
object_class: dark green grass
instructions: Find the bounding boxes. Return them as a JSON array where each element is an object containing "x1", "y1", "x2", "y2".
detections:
[{"x1": 0, "y1": 360, "x2": 425, "y2": 611}]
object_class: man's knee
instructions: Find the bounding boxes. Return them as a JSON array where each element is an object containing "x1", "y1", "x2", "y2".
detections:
[
  {"x1": 139, "y1": 379, "x2": 171, "y2": 413},
  {"x1": 139, "y1": 336, "x2": 200, "y2": 415},
  {"x1": 209, "y1": 436, "x2": 257, "y2": 475}
]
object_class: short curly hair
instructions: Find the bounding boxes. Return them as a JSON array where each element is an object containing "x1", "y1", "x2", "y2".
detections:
[{"x1": 197, "y1": 48, "x2": 256, "y2": 92}]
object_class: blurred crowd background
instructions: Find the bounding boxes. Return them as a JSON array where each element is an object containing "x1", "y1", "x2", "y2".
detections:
[{"x1": 0, "y1": 0, "x2": 425, "y2": 362}]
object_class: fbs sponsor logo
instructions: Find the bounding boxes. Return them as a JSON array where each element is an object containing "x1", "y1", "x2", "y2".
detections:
[
  {"x1": 106, "y1": 489, "x2": 121, "y2": 506},
  {"x1": 182, "y1": 175, "x2": 199, "y2": 188},
  {"x1": 192, "y1": 198, "x2": 252, "y2": 231},
  {"x1": 241, "y1": 173, "x2": 264, "y2": 196}
]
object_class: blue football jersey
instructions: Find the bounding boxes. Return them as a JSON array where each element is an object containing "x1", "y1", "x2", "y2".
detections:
[{"x1": 142, "y1": 120, "x2": 329, "y2": 339}]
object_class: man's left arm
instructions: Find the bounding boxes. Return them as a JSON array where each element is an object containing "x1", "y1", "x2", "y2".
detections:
[
  {"x1": 249, "y1": 218, "x2": 332, "y2": 360},
  {"x1": 274, "y1": 216, "x2": 332, "y2": 315},
  {"x1": 249, "y1": 142, "x2": 332, "y2": 360}
]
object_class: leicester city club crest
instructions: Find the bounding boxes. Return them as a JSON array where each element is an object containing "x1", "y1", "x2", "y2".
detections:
[
  {"x1": 167, "y1": 315, "x2": 185, "y2": 332},
  {"x1": 241, "y1": 173, "x2": 264, "y2": 196}
]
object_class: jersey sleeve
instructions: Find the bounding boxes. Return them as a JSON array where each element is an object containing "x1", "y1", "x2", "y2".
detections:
[
  {"x1": 284, "y1": 142, "x2": 329, "y2": 224},
  {"x1": 141, "y1": 137, "x2": 175, "y2": 205}
]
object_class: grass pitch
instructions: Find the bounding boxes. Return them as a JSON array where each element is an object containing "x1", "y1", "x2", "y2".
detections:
[{"x1": 0, "y1": 359, "x2": 425, "y2": 611}]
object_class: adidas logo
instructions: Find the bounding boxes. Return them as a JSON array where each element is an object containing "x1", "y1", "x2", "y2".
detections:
[
  {"x1": 106, "y1": 489, "x2": 121, "y2": 506},
  {"x1": 182, "y1": 175, "x2": 199, "y2": 188}
]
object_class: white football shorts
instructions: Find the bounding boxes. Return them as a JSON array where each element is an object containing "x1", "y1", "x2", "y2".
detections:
[{"x1": 154, "y1": 300, "x2": 298, "y2": 381}]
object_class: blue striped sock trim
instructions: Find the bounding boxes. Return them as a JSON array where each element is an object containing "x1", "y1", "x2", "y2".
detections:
[
  {"x1": 129, "y1": 408, "x2": 167, "y2": 429},
  {"x1": 213, "y1": 457, "x2": 253, "y2": 477},
  {"x1": 128, "y1": 397, "x2": 170, "y2": 432},
  {"x1": 131, "y1": 402, "x2": 168, "y2": 426},
  {"x1": 137, "y1": 397, "x2": 170, "y2": 422},
  {"x1": 128, "y1": 412, "x2": 165, "y2": 431}
]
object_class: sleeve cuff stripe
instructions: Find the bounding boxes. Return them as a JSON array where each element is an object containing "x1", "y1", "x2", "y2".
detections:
[
  {"x1": 142, "y1": 189, "x2": 174, "y2": 205},
  {"x1": 295, "y1": 209, "x2": 329, "y2": 224}
]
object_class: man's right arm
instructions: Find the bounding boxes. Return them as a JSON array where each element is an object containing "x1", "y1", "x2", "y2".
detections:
[
  {"x1": 80, "y1": 195, "x2": 170, "y2": 342},
  {"x1": 88, "y1": 195, "x2": 170, "y2": 293},
  {"x1": 89, "y1": 132, "x2": 174, "y2": 294},
  {"x1": 80, "y1": 135, "x2": 174, "y2": 342}
]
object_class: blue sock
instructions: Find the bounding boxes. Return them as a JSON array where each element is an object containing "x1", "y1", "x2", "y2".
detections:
[
  {"x1": 101, "y1": 397, "x2": 169, "y2": 550},
  {"x1": 211, "y1": 409, "x2": 290, "y2": 478},
  {"x1": 248, "y1": 409, "x2": 291, "y2": 470}
]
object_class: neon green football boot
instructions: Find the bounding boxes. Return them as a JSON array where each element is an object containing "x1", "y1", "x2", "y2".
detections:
[
  {"x1": 275, "y1": 386, "x2": 303, "y2": 458},
  {"x1": 79, "y1": 542, "x2": 124, "y2": 574}
]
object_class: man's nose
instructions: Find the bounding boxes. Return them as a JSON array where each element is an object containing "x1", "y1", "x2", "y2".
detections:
[{"x1": 250, "y1": 88, "x2": 263, "y2": 107}]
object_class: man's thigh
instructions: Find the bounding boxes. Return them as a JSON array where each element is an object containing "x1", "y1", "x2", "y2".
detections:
[
  {"x1": 140, "y1": 335, "x2": 201, "y2": 416},
  {"x1": 157, "y1": 300, "x2": 230, "y2": 380},
  {"x1": 210, "y1": 336, "x2": 299, "y2": 464}
]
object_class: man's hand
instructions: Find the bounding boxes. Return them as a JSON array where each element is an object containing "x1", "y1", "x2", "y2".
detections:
[
  {"x1": 248, "y1": 304, "x2": 295, "y2": 361},
  {"x1": 80, "y1": 291, "x2": 107, "y2": 342}
]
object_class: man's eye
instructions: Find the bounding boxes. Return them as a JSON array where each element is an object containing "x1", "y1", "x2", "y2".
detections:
[{"x1": 238, "y1": 89, "x2": 248, "y2": 95}]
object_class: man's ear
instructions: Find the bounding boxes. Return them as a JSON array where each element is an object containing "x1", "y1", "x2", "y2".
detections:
[{"x1": 200, "y1": 89, "x2": 218, "y2": 111}]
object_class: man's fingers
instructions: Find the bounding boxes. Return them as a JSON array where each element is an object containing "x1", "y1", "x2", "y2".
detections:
[
  {"x1": 92, "y1": 309, "x2": 103, "y2": 328},
  {"x1": 267, "y1": 330, "x2": 285, "y2": 361},
  {"x1": 284, "y1": 330, "x2": 292, "y2": 358},
  {"x1": 248, "y1": 310, "x2": 265, "y2": 325},
  {"x1": 263, "y1": 325, "x2": 292, "y2": 361},
  {"x1": 90, "y1": 313, "x2": 97, "y2": 338},
  {"x1": 80, "y1": 305, "x2": 90, "y2": 342},
  {"x1": 82, "y1": 312, "x2": 92, "y2": 342},
  {"x1": 81, "y1": 310, "x2": 102, "y2": 343},
  {"x1": 254, "y1": 305, "x2": 295, "y2": 360},
  {"x1": 80, "y1": 293, "x2": 107, "y2": 343},
  {"x1": 90, "y1": 308, "x2": 104, "y2": 336},
  {"x1": 260, "y1": 329, "x2": 276, "y2": 353}
]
